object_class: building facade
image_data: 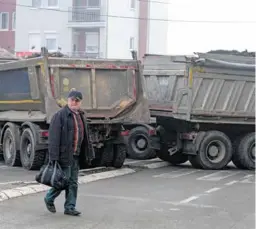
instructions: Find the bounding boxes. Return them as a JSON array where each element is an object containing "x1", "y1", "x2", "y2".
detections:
[
  {"x1": 0, "y1": 0, "x2": 16, "y2": 51},
  {"x1": 15, "y1": 0, "x2": 169, "y2": 59}
]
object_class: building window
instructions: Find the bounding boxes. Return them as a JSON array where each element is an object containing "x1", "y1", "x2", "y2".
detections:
[
  {"x1": 45, "y1": 33, "x2": 57, "y2": 51},
  {"x1": 48, "y1": 0, "x2": 58, "y2": 8},
  {"x1": 85, "y1": 32, "x2": 99, "y2": 54},
  {"x1": 129, "y1": 37, "x2": 134, "y2": 50},
  {"x1": 0, "y1": 12, "x2": 9, "y2": 30},
  {"x1": 32, "y1": 0, "x2": 41, "y2": 8},
  {"x1": 87, "y1": 0, "x2": 100, "y2": 7},
  {"x1": 130, "y1": 0, "x2": 135, "y2": 9},
  {"x1": 28, "y1": 33, "x2": 41, "y2": 52},
  {"x1": 12, "y1": 12, "x2": 16, "y2": 30}
]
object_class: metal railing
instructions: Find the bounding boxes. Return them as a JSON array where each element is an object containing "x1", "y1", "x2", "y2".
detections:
[{"x1": 68, "y1": 7, "x2": 105, "y2": 23}]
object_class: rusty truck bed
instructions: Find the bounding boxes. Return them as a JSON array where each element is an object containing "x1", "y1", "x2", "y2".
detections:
[
  {"x1": 143, "y1": 53, "x2": 255, "y2": 125},
  {"x1": 0, "y1": 56, "x2": 150, "y2": 124}
]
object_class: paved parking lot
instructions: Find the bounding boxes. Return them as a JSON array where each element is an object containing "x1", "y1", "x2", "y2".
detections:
[{"x1": 0, "y1": 159, "x2": 254, "y2": 229}]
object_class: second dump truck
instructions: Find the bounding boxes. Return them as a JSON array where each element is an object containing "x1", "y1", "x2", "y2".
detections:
[
  {"x1": 0, "y1": 48, "x2": 158, "y2": 170},
  {"x1": 143, "y1": 52, "x2": 255, "y2": 170}
]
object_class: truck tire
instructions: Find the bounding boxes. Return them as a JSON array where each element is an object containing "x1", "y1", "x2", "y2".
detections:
[
  {"x1": 100, "y1": 143, "x2": 114, "y2": 167},
  {"x1": 232, "y1": 133, "x2": 255, "y2": 170},
  {"x1": 156, "y1": 144, "x2": 188, "y2": 165},
  {"x1": 112, "y1": 144, "x2": 126, "y2": 168},
  {"x1": 194, "y1": 131, "x2": 232, "y2": 170},
  {"x1": 20, "y1": 128, "x2": 45, "y2": 170},
  {"x1": 188, "y1": 156, "x2": 202, "y2": 169},
  {"x1": 127, "y1": 127, "x2": 156, "y2": 160},
  {"x1": 2, "y1": 126, "x2": 21, "y2": 167}
]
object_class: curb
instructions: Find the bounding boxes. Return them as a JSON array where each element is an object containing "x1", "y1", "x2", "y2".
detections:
[
  {"x1": 125, "y1": 161, "x2": 170, "y2": 169},
  {"x1": 0, "y1": 168, "x2": 135, "y2": 202},
  {"x1": 142, "y1": 162, "x2": 170, "y2": 169}
]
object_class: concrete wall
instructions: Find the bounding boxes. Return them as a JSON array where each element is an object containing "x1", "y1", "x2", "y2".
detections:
[
  {"x1": 15, "y1": 0, "x2": 72, "y2": 53},
  {"x1": 106, "y1": 0, "x2": 139, "y2": 59},
  {"x1": 0, "y1": 0, "x2": 16, "y2": 51},
  {"x1": 147, "y1": 0, "x2": 169, "y2": 55}
]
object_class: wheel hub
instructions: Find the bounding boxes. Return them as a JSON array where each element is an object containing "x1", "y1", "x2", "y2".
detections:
[
  {"x1": 208, "y1": 145, "x2": 219, "y2": 157},
  {"x1": 26, "y1": 143, "x2": 32, "y2": 157},
  {"x1": 206, "y1": 140, "x2": 226, "y2": 163},
  {"x1": 137, "y1": 138, "x2": 147, "y2": 149}
]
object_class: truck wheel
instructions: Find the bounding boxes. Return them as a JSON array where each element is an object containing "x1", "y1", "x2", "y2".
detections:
[
  {"x1": 127, "y1": 127, "x2": 156, "y2": 160},
  {"x1": 195, "y1": 131, "x2": 232, "y2": 170},
  {"x1": 112, "y1": 144, "x2": 126, "y2": 168},
  {"x1": 2, "y1": 126, "x2": 21, "y2": 167},
  {"x1": 188, "y1": 156, "x2": 202, "y2": 169},
  {"x1": 156, "y1": 144, "x2": 188, "y2": 165},
  {"x1": 20, "y1": 128, "x2": 45, "y2": 170},
  {"x1": 100, "y1": 143, "x2": 114, "y2": 167},
  {"x1": 232, "y1": 133, "x2": 255, "y2": 170}
]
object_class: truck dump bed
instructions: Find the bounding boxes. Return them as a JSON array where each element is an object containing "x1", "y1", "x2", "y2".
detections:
[
  {"x1": 0, "y1": 48, "x2": 18, "y2": 64},
  {"x1": 0, "y1": 54, "x2": 150, "y2": 124},
  {"x1": 143, "y1": 53, "x2": 255, "y2": 125}
]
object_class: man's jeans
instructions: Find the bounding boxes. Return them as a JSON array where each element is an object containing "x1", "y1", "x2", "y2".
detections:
[{"x1": 45, "y1": 157, "x2": 79, "y2": 211}]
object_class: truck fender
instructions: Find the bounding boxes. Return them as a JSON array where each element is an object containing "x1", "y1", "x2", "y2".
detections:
[
  {"x1": 193, "y1": 131, "x2": 207, "y2": 154},
  {"x1": 135, "y1": 123, "x2": 156, "y2": 135},
  {"x1": 0, "y1": 122, "x2": 21, "y2": 151}
]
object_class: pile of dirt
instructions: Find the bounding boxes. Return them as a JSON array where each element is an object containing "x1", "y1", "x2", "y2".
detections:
[
  {"x1": 207, "y1": 49, "x2": 255, "y2": 57},
  {"x1": 0, "y1": 48, "x2": 17, "y2": 61}
]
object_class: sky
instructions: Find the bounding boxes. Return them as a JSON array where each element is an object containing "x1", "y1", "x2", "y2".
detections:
[{"x1": 167, "y1": 0, "x2": 256, "y2": 55}]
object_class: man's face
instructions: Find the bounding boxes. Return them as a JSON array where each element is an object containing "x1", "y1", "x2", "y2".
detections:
[{"x1": 67, "y1": 97, "x2": 82, "y2": 111}]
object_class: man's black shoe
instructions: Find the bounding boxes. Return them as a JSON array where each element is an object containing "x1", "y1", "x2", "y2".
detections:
[
  {"x1": 44, "y1": 198, "x2": 56, "y2": 213},
  {"x1": 64, "y1": 209, "x2": 81, "y2": 216}
]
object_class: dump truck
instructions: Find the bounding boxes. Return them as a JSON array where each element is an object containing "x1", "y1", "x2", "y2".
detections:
[
  {"x1": 0, "y1": 48, "x2": 158, "y2": 170},
  {"x1": 0, "y1": 48, "x2": 19, "y2": 64},
  {"x1": 142, "y1": 52, "x2": 255, "y2": 170}
]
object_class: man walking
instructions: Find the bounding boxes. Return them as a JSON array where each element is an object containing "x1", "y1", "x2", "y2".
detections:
[{"x1": 44, "y1": 90, "x2": 95, "y2": 216}]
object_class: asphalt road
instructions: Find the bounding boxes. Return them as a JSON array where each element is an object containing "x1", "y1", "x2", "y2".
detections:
[{"x1": 0, "y1": 164, "x2": 254, "y2": 229}]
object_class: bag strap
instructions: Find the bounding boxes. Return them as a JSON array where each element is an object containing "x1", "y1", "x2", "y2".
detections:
[
  {"x1": 40, "y1": 162, "x2": 51, "y2": 184},
  {"x1": 50, "y1": 161, "x2": 58, "y2": 186}
]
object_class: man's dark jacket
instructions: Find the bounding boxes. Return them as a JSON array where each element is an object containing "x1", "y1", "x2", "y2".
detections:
[{"x1": 48, "y1": 105, "x2": 95, "y2": 167}]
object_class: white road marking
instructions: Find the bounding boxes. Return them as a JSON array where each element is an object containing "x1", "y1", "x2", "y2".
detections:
[
  {"x1": 243, "y1": 174, "x2": 253, "y2": 179},
  {"x1": 240, "y1": 179, "x2": 255, "y2": 184},
  {"x1": 205, "y1": 187, "x2": 221, "y2": 193},
  {"x1": 124, "y1": 160, "x2": 142, "y2": 165},
  {"x1": 225, "y1": 180, "x2": 238, "y2": 186},
  {"x1": 78, "y1": 168, "x2": 135, "y2": 184},
  {"x1": 197, "y1": 171, "x2": 240, "y2": 181},
  {"x1": 239, "y1": 174, "x2": 255, "y2": 184},
  {"x1": 124, "y1": 158, "x2": 162, "y2": 166},
  {"x1": 153, "y1": 169, "x2": 200, "y2": 178},
  {"x1": 154, "y1": 208, "x2": 164, "y2": 212},
  {"x1": 179, "y1": 196, "x2": 199, "y2": 204},
  {"x1": 79, "y1": 167, "x2": 106, "y2": 173},
  {"x1": 169, "y1": 208, "x2": 180, "y2": 211},
  {"x1": 83, "y1": 193, "x2": 217, "y2": 208}
]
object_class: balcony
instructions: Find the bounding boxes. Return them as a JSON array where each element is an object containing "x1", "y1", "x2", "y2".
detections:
[{"x1": 68, "y1": 7, "x2": 106, "y2": 28}]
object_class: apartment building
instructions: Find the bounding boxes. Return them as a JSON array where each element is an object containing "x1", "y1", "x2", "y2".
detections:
[
  {"x1": 0, "y1": 0, "x2": 16, "y2": 51},
  {"x1": 15, "y1": 0, "x2": 169, "y2": 59}
]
